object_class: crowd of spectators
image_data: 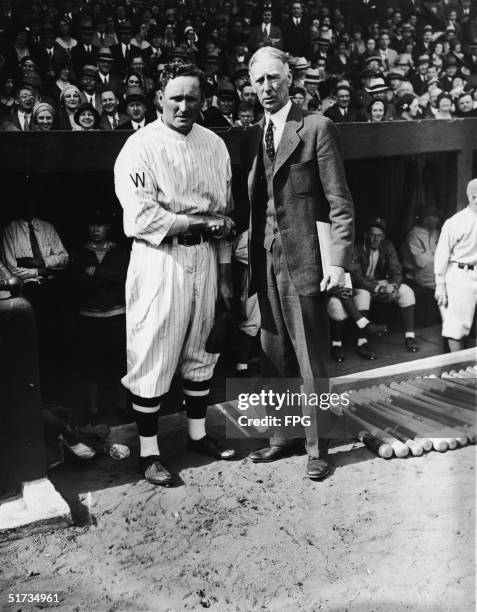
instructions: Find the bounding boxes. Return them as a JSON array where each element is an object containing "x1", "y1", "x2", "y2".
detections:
[{"x1": 1, "y1": 0, "x2": 477, "y2": 131}]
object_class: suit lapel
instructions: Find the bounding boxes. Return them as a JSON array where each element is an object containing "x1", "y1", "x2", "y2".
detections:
[{"x1": 273, "y1": 104, "x2": 303, "y2": 177}]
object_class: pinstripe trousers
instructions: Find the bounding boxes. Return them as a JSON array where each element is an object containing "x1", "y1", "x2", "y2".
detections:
[{"x1": 122, "y1": 239, "x2": 218, "y2": 398}]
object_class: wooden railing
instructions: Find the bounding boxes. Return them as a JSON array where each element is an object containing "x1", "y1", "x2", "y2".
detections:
[{"x1": 0, "y1": 118, "x2": 476, "y2": 213}]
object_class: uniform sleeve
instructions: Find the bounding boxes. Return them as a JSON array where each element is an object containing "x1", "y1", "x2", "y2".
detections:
[
  {"x1": 406, "y1": 229, "x2": 434, "y2": 269},
  {"x1": 434, "y1": 220, "x2": 452, "y2": 282},
  {"x1": 316, "y1": 117, "x2": 355, "y2": 270},
  {"x1": 114, "y1": 136, "x2": 185, "y2": 246}
]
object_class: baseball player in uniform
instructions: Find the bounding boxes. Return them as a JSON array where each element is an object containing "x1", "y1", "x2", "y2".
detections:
[
  {"x1": 114, "y1": 64, "x2": 236, "y2": 486},
  {"x1": 435, "y1": 178, "x2": 477, "y2": 352}
]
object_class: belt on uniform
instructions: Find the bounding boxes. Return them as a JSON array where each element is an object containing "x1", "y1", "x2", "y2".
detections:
[
  {"x1": 161, "y1": 232, "x2": 209, "y2": 246},
  {"x1": 454, "y1": 262, "x2": 475, "y2": 271}
]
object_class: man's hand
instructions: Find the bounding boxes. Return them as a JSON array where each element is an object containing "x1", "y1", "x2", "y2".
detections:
[
  {"x1": 17, "y1": 257, "x2": 45, "y2": 269},
  {"x1": 188, "y1": 214, "x2": 226, "y2": 234},
  {"x1": 321, "y1": 265, "x2": 345, "y2": 293},
  {"x1": 435, "y1": 283, "x2": 448, "y2": 308},
  {"x1": 218, "y1": 263, "x2": 233, "y2": 310},
  {"x1": 85, "y1": 266, "x2": 96, "y2": 277},
  {"x1": 209, "y1": 216, "x2": 236, "y2": 239}
]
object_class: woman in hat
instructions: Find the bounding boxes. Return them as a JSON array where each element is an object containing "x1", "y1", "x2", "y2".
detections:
[
  {"x1": 74, "y1": 102, "x2": 101, "y2": 131},
  {"x1": 70, "y1": 209, "x2": 129, "y2": 425},
  {"x1": 367, "y1": 98, "x2": 388, "y2": 122},
  {"x1": 31, "y1": 102, "x2": 56, "y2": 131},
  {"x1": 58, "y1": 84, "x2": 81, "y2": 129},
  {"x1": 434, "y1": 92, "x2": 454, "y2": 119},
  {"x1": 396, "y1": 93, "x2": 420, "y2": 120},
  {"x1": 431, "y1": 40, "x2": 445, "y2": 70},
  {"x1": 55, "y1": 18, "x2": 78, "y2": 53}
]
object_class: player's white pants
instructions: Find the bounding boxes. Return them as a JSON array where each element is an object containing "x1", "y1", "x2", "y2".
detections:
[
  {"x1": 123, "y1": 239, "x2": 218, "y2": 398},
  {"x1": 442, "y1": 262, "x2": 477, "y2": 340}
]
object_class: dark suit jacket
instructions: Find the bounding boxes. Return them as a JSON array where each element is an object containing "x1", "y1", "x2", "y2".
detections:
[
  {"x1": 109, "y1": 43, "x2": 143, "y2": 76},
  {"x1": 71, "y1": 44, "x2": 99, "y2": 76},
  {"x1": 238, "y1": 103, "x2": 354, "y2": 296},
  {"x1": 114, "y1": 117, "x2": 154, "y2": 130},
  {"x1": 247, "y1": 24, "x2": 284, "y2": 52},
  {"x1": 281, "y1": 18, "x2": 309, "y2": 57},
  {"x1": 32, "y1": 44, "x2": 71, "y2": 80},
  {"x1": 324, "y1": 104, "x2": 362, "y2": 123},
  {"x1": 99, "y1": 112, "x2": 129, "y2": 130}
]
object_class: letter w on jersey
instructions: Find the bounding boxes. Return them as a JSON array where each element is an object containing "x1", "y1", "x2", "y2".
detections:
[{"x1": 130, "y1": 172, "x2": 145, "y2": 188}]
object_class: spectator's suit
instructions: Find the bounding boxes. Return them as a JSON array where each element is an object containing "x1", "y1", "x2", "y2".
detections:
[
  {"x1": 238, "y1": 103, "x2": 354, "y2": 455},
  {"x1": 324, "y1": 104, "x2": 362, "y2": 123},
  {"x1": 281, "y1": 17, "x2": 309, "y2": 58},
  {"x1": 247, "y1": 24, "x2": 284, "y2": 52}
]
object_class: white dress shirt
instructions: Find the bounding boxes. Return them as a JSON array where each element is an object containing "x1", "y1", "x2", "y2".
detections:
[{"x1": 263, "y1": 99, "x2": 292, "y2": 152}]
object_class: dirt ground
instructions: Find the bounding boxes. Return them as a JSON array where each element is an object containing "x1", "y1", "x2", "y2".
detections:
[{"x1": 1, "y1": 408, "x2": 475, "y2": 612}]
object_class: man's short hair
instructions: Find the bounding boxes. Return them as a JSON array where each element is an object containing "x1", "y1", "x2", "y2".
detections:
[
  {"x1": 238, "y1": 101, "x2": 254, "y2": 113},
  {"x1": 100, "y1": 89, "x2": 117, "y2": 99},
  {"x1": 158, "y1": 63, "x2": 206, "y2": 97},
  {"x1": 239, "y1": 80, "x2": 252, "y2": 92},
  {"x1": 249, "y1": 47, "x2": 289, "y2": 72}
]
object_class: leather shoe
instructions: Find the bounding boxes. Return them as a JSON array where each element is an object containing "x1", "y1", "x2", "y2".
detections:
[
  {"x1": 357, "y1": 342, "x2": 376, "y2": 360},
  {"x1": 249, "y1": 445, "x2": 294, "y2": 463},
  {"x1": 364, "y1": 322, "x2": 387, "y2": 336},
  {"x1": 331, "y1": 344, "x2": 345, "y2": 362},
  {"x1": 139, "y1": 455, "x2": 173, "y2": 486},
  {"x1": 187, "y1": 435, "x2": 236, "y2": 460},
  {"x1": 405, "y1": 337, "x2": 419, "y2": 352},
  {"x1": 306, "y1": 456, "x2": 330, "y2": 480}
]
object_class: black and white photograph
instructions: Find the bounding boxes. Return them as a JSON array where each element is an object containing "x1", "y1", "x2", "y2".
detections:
[{"x1": 0, "y1": 0, "x2": 476, "y2": 610}]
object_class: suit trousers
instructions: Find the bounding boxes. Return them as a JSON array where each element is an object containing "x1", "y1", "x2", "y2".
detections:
[{"x1": 256, "y1": 235, "x2": 331, "y2": 458}]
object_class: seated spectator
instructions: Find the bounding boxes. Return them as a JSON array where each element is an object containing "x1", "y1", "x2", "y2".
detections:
[
  {"x1": 55, "y1": 18, "x2": 78, "y2": 53},
  {"x1": 326, "y1": 37, "x2": 352, "y2": 78},
  {"x1": 2, "y1": 178, "x2": 69, "y2": 391},
  {"x1": 367, "y1": 98, "x2": 387, "y2": 122},
  {"x1": 290, "y1": 85, "x2": 306, "y2": 108},
  {"x1": 19, "y1": 56, "x2": 39, "y2": 83},
  {"x1": 99, "y1": 89, "x2": 129, "y2": 130},
  {"x1": 234, "y1": 101, "x2": 254, "y2": 127},
  {"x1": 324, "y1": 84, "x2": 361, "y2": 122},
  {"x1": 79, "y1": 65, "x2": 102, "y2": 112},
  {"x1": 422, "y1": 83, "x2": 443, "y2": 118},
  {"x1": 128, "y1": 54, "x2": 153, "y2": 93},
  {"x1": 350, "y1": 217, "x2": 419, "y2": 355},
  {"x1": 131, "y1": 23, "x2": 152, "y2": 52},
  {"x1": 410, "y1": 55, "x2": 431, "y2": 96},
  {"x1": 74, "y1": 102, "x2": 101, "y2": 131},
  {"x1": 71, "y1": 24, "x2": 99, "y2": 77},
  {"x1": 45, "y1": 62, "x2": 74, "y2": 105},
  {"x1": 95, "y1": 47, "x2": 122, "y2": 96},
  {"x1": 31, "y1": 101, "x2": 55, "y2": 131},
  {"x1": 455, "y1": 91, "x2": 477, "y2": 117},
  {"x1": 57, "y1": 84, "x2": 81, "y2": 130},
  {"x1": 3, "y1": 27, "x2": 33, "y2": 76},
  {"x1": 110, "y1": 22, "x2": 142, "y2": 78},
  {"x1": 0, "y1": 74, "x2": 15, "y2": 118},
  {"x1": 116, "y1": 87, "x2": 150, "y2": 130},
  {"x1": 0, "y1": 84, "x2": 35, "y2": 131},
  {"x1": 70, "y1": 209, "x2": 128, "y2": 425},
  {"x1": 439, "y1": 55, "x2": 459, "y2": 91},
  {"x1": 307, "y1": 97, "x2": 322, "y2": 113},
  {"x1": 32, "y1": 24, "x2": 70, "y2": 83},
  {"x1": 365, "y1": 77, "x2": 396, "y2": 120},
  {"x1": 401, "y1": 205, "x2": 442, "y2": 326},
  {"x1": 247, "y1": 9, "x2": 283, "y2": 52},
  {"x1": 203, "y1": 80, "x2": 237, "y2": 127},
  {"x1": 434, "y1": 92, "x2": 454, "y2": 118},
  {"x1": 123, "y1": 69, "x2": 145, "y2": 95},
  {"x1": 396, "y1": 93, "x2": 420, "y2": 120}
]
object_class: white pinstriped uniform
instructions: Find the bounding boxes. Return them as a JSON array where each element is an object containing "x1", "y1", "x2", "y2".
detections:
[{"x1": 114, "y1": 118, "x2": 232, "y2": 398}]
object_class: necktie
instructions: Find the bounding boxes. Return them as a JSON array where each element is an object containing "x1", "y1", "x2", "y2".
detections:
[
  {"x1": 112, "y1": 115, "x2": 118, "y2": 128},
  {"x1": 28, "y1": 223, "x2": 43, "y2": 260},
  {"x1": 22, "y1": 113, "x2": 30, "y2": 131},
  {"x1": 265, "y1": 119, "x2": 275, "y2": 161},
  {"x1": 100, "y1": 33, "x2": 104, "y2": 44}
]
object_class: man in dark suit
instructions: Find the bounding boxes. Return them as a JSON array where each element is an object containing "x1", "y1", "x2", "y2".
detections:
[
  {"x1": 115, "y1": 87, "x2": 152, "y2": 130},
  {"x1": 71, "y1": 24, "x2": 99, "y2": 76},
  {"x1": 247, "y1": 9, "x2": 284, "y2": 52},
  {"x1": 238, "y1": 47, "x2": 354, "y2": 480},
  {"x1": 99, "y1": 89, "x2": 129, "y2": 130},
  {"x1": 109, "y1": 22, "x2": 142, "y2": 77},
  {"x1": 32, "y1": 24, "x2": 70, "y2": 83},
  {"x1": 281, "y1": 1, "x2": 309, "y2": 58},
  {"x1": 95, "y1": 47, "x2": 123, "y2": 97},
  {"x1": 324, "y1": 85, "x2": 362, "y2": 123}
]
